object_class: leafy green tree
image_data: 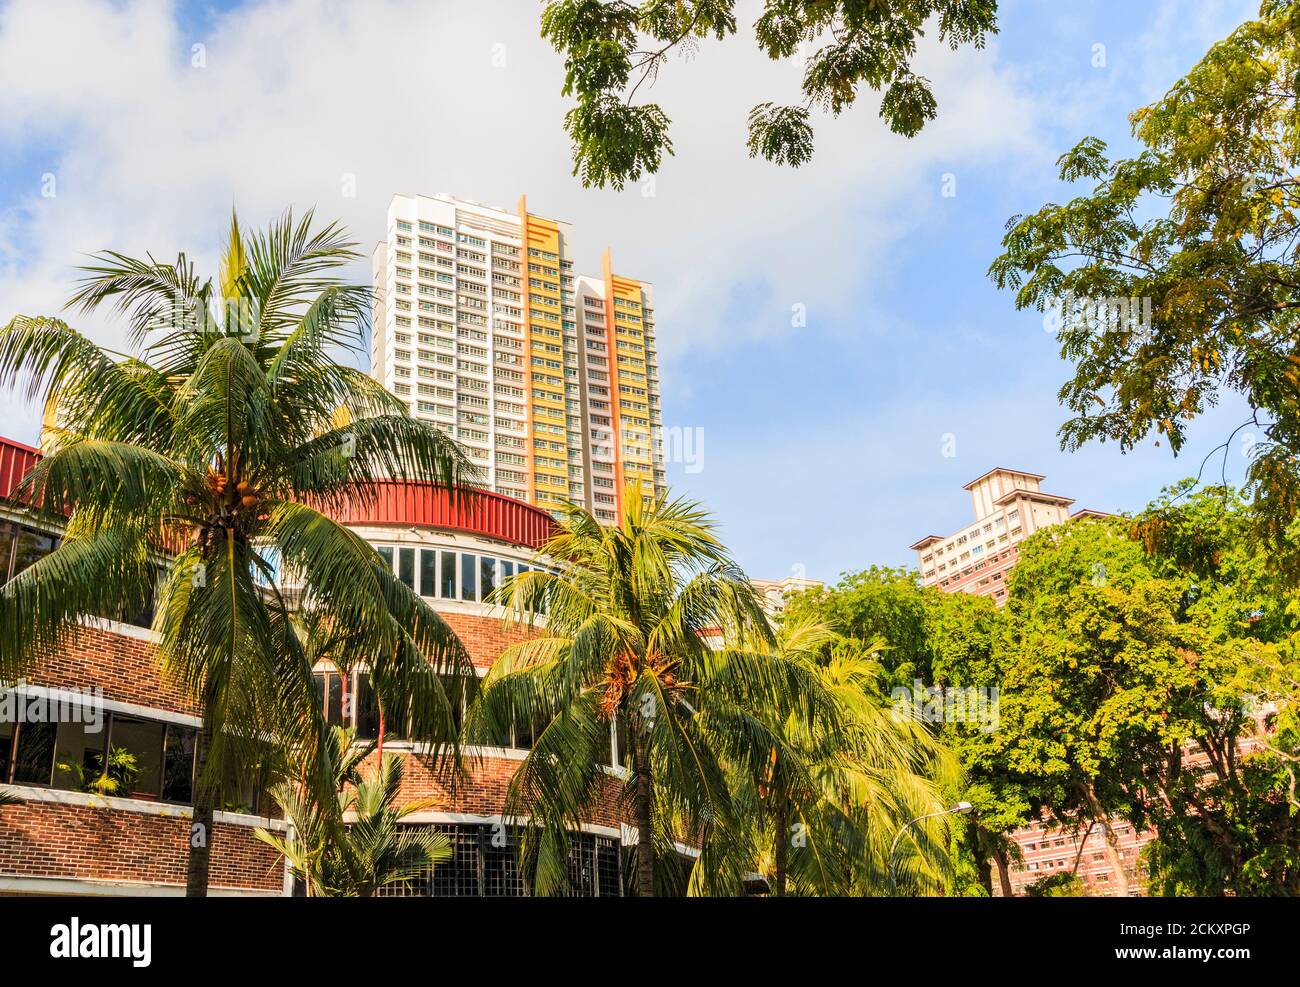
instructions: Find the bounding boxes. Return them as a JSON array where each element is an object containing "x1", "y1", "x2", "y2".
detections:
[
  {"x1": 993, "y1": 516, "x2": 1183, "y2": 895},
  {"x1": 923, "y1": 588, "x2": 1028, "y2": 896},
  {"x1": 0, "y1": 211, "x2": 476, "y2": 896},
  {"x1": 785, "y1": 569, "x2": 1025, "y2": 895},
  {"x1": 467, "y1": 484, "x2": 826, "y2": 896},
  {"x1": 541, "y1": 0, "x2": 999, "y2": 187},
  {"x1": 1130, "y1": 484, "x2": 1300, "y2": 894},
  {"x1": 988, "y1": 0, "x2": 1300, "y2": 560},
  {"x1": 783, "y1": 566, "x2": 934, "y2": 689},
  {"x1": 1023, "y1": 872, "x2": 1084, "y2": 897},
  {"x1": 996, "y1": 502, "x2": 1299, "y2": 895},
  {"x1": 257, "y1": 727, "x2": 452, "y2": 897}
]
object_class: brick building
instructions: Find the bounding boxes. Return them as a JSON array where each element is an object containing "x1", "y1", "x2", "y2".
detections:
[{"x1": 0, "y1": 435, "x2": 629, "y2": 896}]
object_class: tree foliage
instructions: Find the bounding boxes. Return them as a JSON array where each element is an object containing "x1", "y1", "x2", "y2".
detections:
[
  {"x1": 467, "y1": 484, "x2": 832, "y2": 896},
  {"x1": 541, "y1": 0, "x2": 999, "y2": 188},
  {"x1": 257, "y1": 727, "x2": 452, "y2": 897},
  {"x1": 989, "y1": 1, "x2": 1300, "y2": 562},
  {"x1": 997, "y1": 501, "x2": 1300, "y2": 895},
  {"x1": 701, "y1": 621, "x2": 958, "y2": 896},
  {"x1": 788, "y1": 490, "x2": 1300, "y2": 895}
]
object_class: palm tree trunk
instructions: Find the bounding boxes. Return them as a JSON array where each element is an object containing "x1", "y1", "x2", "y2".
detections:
[
  {"x1": 773, "y1": 801, "x2": 788, "y2": 897},
  {"x1": 186, "y1": 716, "x2": 215, "y2": 897},
  {"x1": 631, "y1": 729, "x2": 655, "y2": 897}
]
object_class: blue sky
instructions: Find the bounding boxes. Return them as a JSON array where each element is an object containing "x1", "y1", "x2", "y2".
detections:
[{"x1": 0, "y1": 0, "x2": 1263, "y2": 583}]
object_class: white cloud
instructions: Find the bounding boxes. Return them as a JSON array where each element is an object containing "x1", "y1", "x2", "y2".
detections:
[{"x1": 0, "y1": 0, "x2": 1046, "y2": 445}]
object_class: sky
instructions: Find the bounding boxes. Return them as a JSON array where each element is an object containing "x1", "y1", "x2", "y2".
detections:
[{"x1": 0, "y1": 0, "x2": 1265, "y2": 584}]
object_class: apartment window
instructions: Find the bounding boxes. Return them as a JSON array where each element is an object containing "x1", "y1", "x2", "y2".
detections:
[
  {"x1": 460, "y1": 553, "x2": 478, "y2": 602},
  {"x1": 1, "y1": 704, "x2": 196, "y2": 804},
  {"x1": 398, "y1": 547, "x2": 416, "y2": 590},
  {"x1": 0, "y1": 523, "x2": 58, "y2": 584},
  {"x1": 420, "y1": 549, "x2": 437, "y2": 598},
  {"x1": 314, "y1": 669, "x2": 346, "y2": 728},
  {"x1": 479, "y1": 555, "x2": 497, "y2": 601},
  {"x1": 106, "y1": 716, "x2": 166, "y2": 799},
  {"x1": 0, "y1": 718, "x2": 11, "y2": 782},
  {"x1": 355, "y1": 673, "x2": 381, "y2": 741},
  {"x1": 161, "y1": 725, "x2": 197, "y2": 802},
  {"x1": 440, "y1": 551, "x2": 456, "y2": 599}
]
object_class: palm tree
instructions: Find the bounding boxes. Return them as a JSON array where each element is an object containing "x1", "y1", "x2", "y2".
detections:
[
  {"x1": 467, "y1": 484, "x2": 828, "y2": 896},
  {"x1": 257, "y1": 726, "x2": 451, "y2": 896},
  {"x1": 702, "y1": 622, "x2": 959, "y2": 896},
  {"x1": 0, "y1": 210, "x2": 477, "y2": 895},
  {"x1": 0, "y1": 792, "x2": 22, "y2": 808}
]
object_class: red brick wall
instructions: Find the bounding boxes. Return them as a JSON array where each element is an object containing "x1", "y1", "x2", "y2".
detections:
[
  {"x1": 373, "y1": 749, "x2": 627, "y2": 830},
  {"x1": 439, "y1": 610, "x2": 537, "y2": 671},
  {"x1": 0, "y1": 800, "x2": 283, "y2": 893},
  {"x1": 5, "y1": 608, "x2": 609, "y2": 893},
  {"x1": 26, "y1": 624, "x2": 197, "y2": 716},
  {"x1": 28, "y1": 610, "x2": 532, "y2": 709}
]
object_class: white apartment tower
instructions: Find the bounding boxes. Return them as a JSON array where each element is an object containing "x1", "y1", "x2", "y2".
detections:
[{"x1": 371, "y1": 193, "x2": 665, "y2": 521}]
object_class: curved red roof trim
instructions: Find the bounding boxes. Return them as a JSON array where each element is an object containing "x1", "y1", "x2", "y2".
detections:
[
  {"x1": 322, "y1": 481, "x2": 557, "y2": 549},
  {"x1": 0, "y1": 438, "x2": 555, "y2": 550}
]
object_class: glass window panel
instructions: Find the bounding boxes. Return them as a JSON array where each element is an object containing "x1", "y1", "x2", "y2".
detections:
[
  {"x1": 383, "y1": 689, "x2": 410, "y2": 742},
  {"x1": 220, "y1": 756, "x2": 263, "y2": 816},
  {"x1": 162, "y1": 724, "x2": 196, "y2": 803},
  {"x1": 480, "y1": 556, "x2": 497, "y2": 601},
  {"x1": 460, "y1": 554, "x2": 477, "y2": 601},
  {"x1": 0, "y1": 717, "x2": 13, "y2": 782},
  {"x1": 419, "y1": 549, "x2": 437, "y2": 597},
  {"x1": 12, "y1": 528, "x2": 56, "y2": 578},
  {"x1": 355, "y1": 673, "x2": 381, "y2": 741},
  {"x1": 377, "y1": 546, "x2": 394, "y2": 570},
  {"x1": 52, "y1": 720, "x2": 106, "y2": 792},
  {"x1": 500, "y1": 559, "x2": 514, "y2": 583},
  {"x1": 124, "y1": 567, "x2": 158, "y2": 628},
  {"x1": 326, "y1": 673, "x2": 344, "y2": 728},
  {"x1": 398, "y1": 547, "x2": 415, "y2": 589},
  {"x1": 438, "y1": 675, "x2": 465, "y2": 734},
  {"x1": 0, "y1": 523, "x2": 15, "y2": 584},
  {"x1": 12, "y1": 721, "x2": 56, "y2": 785},
  {"x1": 512, "y1": 707, "x2": 540, "y2": 750},
  {"x1": 440, "y1": 551, "x2": 456, "y2": 599},
  {"x1": 108, "y1": 716, "x2": 164, "y2": 799}
]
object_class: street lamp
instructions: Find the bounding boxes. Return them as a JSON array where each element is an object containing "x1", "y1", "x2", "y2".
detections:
[{"x1": 888, "y1": 802, "x2": 974, "y2": 894}]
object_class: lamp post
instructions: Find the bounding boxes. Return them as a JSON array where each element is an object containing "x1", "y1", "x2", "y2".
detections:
[{"x1": 888, "y1": 801, "x2": 974, "y2": 894}]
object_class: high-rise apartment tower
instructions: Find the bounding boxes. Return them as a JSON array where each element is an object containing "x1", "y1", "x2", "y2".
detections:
[{"x1": 371, "y1": 193, "x2": 664, "y2": 521}]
